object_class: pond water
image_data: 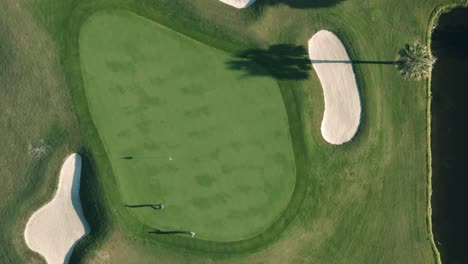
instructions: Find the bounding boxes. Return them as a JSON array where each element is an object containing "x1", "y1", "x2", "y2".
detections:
[{"x1": 431, "y1": 7, "x2": 468, "y2": 264}]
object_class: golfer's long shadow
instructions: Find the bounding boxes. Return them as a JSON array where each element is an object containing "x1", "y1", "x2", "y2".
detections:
[
  {"x1": 258, "y1": 0, "x2": 345, "y2": 8},
  {"x1": 226, "y1": 44, "x2": 311, "y2": 80},
  {"x1": 149, "y1": 229, "x2": 192, "y2": 235},
  {"x1": 125, "y1": 204, "x2": 163, "y2": 209}
]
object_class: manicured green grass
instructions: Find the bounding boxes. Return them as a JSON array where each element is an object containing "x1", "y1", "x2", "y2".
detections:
[
  {"x1": 79, "y1": 11, "x2": 295, "y2": 242},
  {"x1": 1, "y1": 0, "x2": 466, "y2": 263}
]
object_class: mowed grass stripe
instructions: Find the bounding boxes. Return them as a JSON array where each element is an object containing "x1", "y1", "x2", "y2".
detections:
[
  {"x1": 79, "y1": 11, "x2": 295, "y2": 242},
  {"x1": 2, "y1": 0, "x2": 457, "y2": 262}
]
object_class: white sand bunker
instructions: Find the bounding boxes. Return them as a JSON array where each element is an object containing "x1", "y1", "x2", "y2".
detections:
[
  {"x1": 218, "y1": 0, "x2": 256, "y2": 8},
  {"x1": 24, "y1": 153, "x2": 90, "y2": 264},
  {"x1": 308, "y1": 30, "x2": 361, "y2": 145}
]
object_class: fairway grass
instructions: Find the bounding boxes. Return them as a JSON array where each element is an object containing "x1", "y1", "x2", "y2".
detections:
[
  {"x1": 1, "y1": 0, "x2": 465, "y2": 263},
  {"x1": 79, "y1": 11, "x2": 295, "y2": 242}
]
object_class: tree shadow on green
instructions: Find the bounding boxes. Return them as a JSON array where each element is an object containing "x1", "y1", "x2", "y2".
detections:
[
  {"x1": 226, "y1": 44, "x2": 311, "y2": 80},
  {"x1": 227, "y1": 44, "x2": 398, "y2": 80},
  {"x1": 257, "y1": 0, "x2": 345, "y2": 8}
]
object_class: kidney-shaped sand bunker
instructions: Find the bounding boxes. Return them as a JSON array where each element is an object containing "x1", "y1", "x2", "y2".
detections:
[{"x1": 308, "y1": 30, "x2": 361, "y2": 145}]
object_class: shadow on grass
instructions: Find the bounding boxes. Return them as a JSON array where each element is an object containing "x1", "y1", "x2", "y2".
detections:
[
  {"x1": 227, "y1": 44, "x2": 397, "y2": 80},
  {"x1": 257, "y1": 0, "x2": 345, "y2": 8},
  {"x1": 125, "y1": 204, "x2": 163, "y2": 209},
  {"x1": 226, "y1": 44, "x2": 311, "y2": 80},
  {"x1": 149, "y1": 229, "x2": 193, "y2": 236},
  {"x1": 311, "y1": 60, "x2": 397, "y2": 65},
  {"x1": 68, "y1": 151, "x2": 112, "y2": 262}
]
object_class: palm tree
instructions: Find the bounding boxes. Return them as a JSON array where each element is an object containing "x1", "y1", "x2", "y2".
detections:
[{"x1": 397, "y1": 41, "x2": 436, "y2": 80}]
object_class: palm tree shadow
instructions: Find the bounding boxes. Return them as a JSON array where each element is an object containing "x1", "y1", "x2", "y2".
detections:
[
  {"x1": 226, "y1": 44, "x2": 311, "y2": 80},
  {"x1": 311, "y1": 60, "x2": 397, "y2": 65},
  {"x1": 227, "y1": 44, "x2": 398, "y2": 80},
  {"x1": 258, "y1": 0, "x2": 346, "y2": 8}
]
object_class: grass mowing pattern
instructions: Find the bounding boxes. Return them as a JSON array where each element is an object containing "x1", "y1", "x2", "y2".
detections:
[
  {"x1": 0, "y1": 1, "x2": 81, "y2": 263},
  {"x1": 79, "y1": 11, "x2": 295, "y2": 242},
  {"x1": 1, "y1": 0, "x2": 465, "y2": 263}
]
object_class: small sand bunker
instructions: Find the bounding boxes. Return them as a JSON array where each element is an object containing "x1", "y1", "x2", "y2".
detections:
[
  {"x1": 218, "y1": 0, "x2": 256, "y2": 8},
  {"x1": 24, "y1": 153, "x2": 89, "y2": 264},
  {"x1": 308, "y1": 30, "x2": 361, "y2": 145}
]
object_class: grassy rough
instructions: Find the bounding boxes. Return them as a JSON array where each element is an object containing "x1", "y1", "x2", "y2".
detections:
[
  {"x1": 0, "y1": 0, "x2": 80, "y2": 263},
  {"x1": 0, "y1": 0, "x2": 464, "y2": 263}
]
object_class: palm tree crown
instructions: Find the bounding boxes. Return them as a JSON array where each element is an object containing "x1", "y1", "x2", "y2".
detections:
[{"x1": 397, "y1": 42, "x2": 436, "y2": 80}]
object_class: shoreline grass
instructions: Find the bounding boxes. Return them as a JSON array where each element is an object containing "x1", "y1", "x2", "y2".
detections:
[
  {"x1": 0, "y1": 0, "x2": 465, "y2": 262},
  {"x1": 425, "y1": 3, "x2": 468, "y2": 264}
]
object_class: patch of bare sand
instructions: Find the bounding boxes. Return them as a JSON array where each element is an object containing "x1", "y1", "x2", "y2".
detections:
[
  {"x1": 218, "y1": 0, "x2": 256, "y2": 8},
  {"x1": 24, "y1": 153, "x2": 89, "y2": 264},
  {"x1": 308, "y1": 30, "x2": 361, "y2": 145}
]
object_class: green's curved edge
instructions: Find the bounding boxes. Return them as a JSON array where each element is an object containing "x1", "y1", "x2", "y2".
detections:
[
  {"x1": 425, "y1": 3, "x2": 468, "y2": 264},
  {"x1": 63, "y1": 1, "x2": 468, "y2": 260},
  {"x1": 79, "y1": 9, "x2": 297, "y2": 243},
  {"x1": 64, "y1": 6, "x2": 310, "y2": 256}
]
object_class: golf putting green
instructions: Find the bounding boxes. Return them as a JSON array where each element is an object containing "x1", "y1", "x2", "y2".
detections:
[{"x1": 79, "y1": 11, "x2": 295, "y2": 242}]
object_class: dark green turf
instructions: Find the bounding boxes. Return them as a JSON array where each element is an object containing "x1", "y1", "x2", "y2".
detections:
[
  {"x1": 2, "y1": 0, "x2": 468, "y2": 263},
  {"x1": 79, "y1": 11, "x2": 295, "y2": 242}
]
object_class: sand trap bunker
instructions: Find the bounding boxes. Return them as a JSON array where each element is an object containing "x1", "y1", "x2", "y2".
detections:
[
  {"x1": 218, "y1": 0, "x2": 256, "y2": 8},
  {"x1": 24, "y1": 153, "x2": 89, "y2": 264},
  {"x1": 308, "y1": 30, "x2": 361, "y2": 145}
]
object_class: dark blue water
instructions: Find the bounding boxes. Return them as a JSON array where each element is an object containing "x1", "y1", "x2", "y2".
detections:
[{"x1": 431, "y1": 7, "x2": 468, "y2": 264}]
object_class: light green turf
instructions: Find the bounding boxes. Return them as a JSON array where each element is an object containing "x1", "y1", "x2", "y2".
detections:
[
  {"x1": 4, "y1": 0, "x2": 466, "y2": 263},
  {"x1": 79, "y1": 11, "x2": 295, "y2": 242}
]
